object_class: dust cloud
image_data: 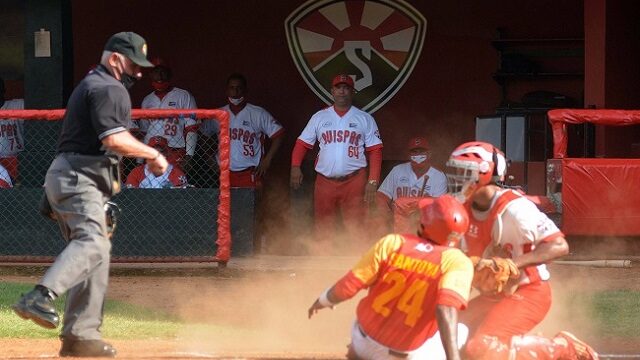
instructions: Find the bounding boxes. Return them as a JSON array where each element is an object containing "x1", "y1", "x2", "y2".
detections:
[{"x1": 159, "y1": 259, "x2": 365, "y2": 357}]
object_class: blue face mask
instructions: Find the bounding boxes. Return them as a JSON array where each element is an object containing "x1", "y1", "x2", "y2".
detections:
[{"x1": 411, "y1": 154, "x2": 428, "y2": 164}]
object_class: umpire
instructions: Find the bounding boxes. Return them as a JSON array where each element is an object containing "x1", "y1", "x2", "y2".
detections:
[{"x1": 12, "y1": 32, "x2": 167, "y2": 357}]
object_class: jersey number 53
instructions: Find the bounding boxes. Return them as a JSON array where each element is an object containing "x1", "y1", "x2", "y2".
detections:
[{"x1": 371, "y1": 270, "x2": 428, "y2": 327}]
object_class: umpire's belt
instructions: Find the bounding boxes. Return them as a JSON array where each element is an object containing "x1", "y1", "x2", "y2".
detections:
[
  {"x1": 321, "y1": 168, "x2": 362, "y2": 182},
  {"x1": 357, "y1": 324, "x2": 408, "y2": 358}
]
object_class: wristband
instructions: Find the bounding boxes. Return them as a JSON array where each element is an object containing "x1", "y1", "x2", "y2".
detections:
[{"x1": 318, "y1": 287, "x2": 335, "y2": 308}]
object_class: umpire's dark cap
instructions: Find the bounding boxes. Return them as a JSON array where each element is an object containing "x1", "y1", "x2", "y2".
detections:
[{"x1": 104, "y1": 32, "x2": 153, "y2": 67}]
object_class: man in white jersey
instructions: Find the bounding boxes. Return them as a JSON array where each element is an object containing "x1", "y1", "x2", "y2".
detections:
[
  {"x1": 200, "y1": 73, "x2": 284, "y2": 188},
  {"x1": 446, "y1": 141, "x2": 598, "y2": 360},
  {"x1": 138, "y1": 60, "x2": 198, "y2": 171},
  {"x1": 0, "y1": 77, "x2": 25, "y2": 183},
  {"x1": 375, "y1": 136, "x2": 447, "y2": 233},
  {"x1": 290, "y1": 74, "x2": 383, "y2": 253}
]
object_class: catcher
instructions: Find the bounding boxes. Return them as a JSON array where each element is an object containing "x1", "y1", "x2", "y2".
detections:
[
  {"x1": 446, "y1": 141, "x2": 598, "y2": 360},
  {"x1": 309, "y1": 195, "x2": 473, "y2": 360}
]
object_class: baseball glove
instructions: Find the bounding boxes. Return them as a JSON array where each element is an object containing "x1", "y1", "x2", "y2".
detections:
[{"x1": 470, "y1": 256, "x2": 520, "y2": 295}]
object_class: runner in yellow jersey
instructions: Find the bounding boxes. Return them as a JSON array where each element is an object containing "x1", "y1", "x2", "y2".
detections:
[{"x1": 308, "y1": 195, "x2": 473, "y2": 360}]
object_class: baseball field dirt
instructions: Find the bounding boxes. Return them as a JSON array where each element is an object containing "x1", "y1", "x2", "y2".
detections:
[{"x1": 1, "y1": 255, "x2": 639, "y2": 359}]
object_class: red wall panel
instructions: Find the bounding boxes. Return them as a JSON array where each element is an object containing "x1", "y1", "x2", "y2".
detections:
[{"x1": 562, "y1": 158, "x2": 640, "y2": 236}]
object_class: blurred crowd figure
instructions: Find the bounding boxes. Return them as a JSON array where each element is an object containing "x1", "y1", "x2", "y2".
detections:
[
  {"x1": 125, "y1": 136, "x2": 188, "y2": 189},
  {"x1": 0, "y1": 76, "x2": 25, "y2": 185}
]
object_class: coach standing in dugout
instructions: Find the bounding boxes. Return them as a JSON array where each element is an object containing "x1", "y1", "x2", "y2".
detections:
[
  {"x1": 12, "y1": 32, "x2": 166, "y2": 358},
  {"x1": 290, "y1": 74, "x2": 383, "y2": 254}
]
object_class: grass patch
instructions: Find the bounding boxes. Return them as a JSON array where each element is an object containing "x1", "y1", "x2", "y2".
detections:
[
  {"x1": 0, "y1": 282, "x2": 182, "y2": 339},
  {"x1": 588, "y1": 289, "x2": 640, "y2": 338}
]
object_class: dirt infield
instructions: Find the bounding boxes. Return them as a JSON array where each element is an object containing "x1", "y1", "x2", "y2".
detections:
[{"x1": 1, "y1": 255, "x2": 640, "y2": 359}]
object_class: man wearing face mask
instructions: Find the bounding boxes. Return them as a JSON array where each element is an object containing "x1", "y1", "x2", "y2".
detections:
[
  {"x1": 12, "y1": 32, "x2": 167, "y2": 358},
  {"x1": 200, "y1": 73, "x2": 284, "y2": 188},
  {"x1": 375, "y1": 136, "x2": 447, "y2": 233},
  {"x1": 138, "y1": 59, "x2": 198, "y2": 172}
]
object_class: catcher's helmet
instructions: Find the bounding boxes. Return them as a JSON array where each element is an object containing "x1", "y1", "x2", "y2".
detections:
[
  {"x1": 418, "y1": 194, "x2": 469, "y2": 247},
  {"x1": 104, "y1": 201, "x2": 121, "y2": 236},
  {"x1": 446, "y1": 141, "x2": 507, "y2": 202}
]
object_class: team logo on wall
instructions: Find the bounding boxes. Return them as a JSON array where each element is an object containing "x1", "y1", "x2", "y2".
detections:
[{"x1": 285, "y1": 0, "x2": 426, "y2": 113}]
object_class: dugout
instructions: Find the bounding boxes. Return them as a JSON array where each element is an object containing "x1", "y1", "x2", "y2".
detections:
[{"x1": 3, "y1": 1, "x2": 640, "y2": 259}]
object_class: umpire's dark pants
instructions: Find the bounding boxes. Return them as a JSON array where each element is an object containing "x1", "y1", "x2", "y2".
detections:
[{"x1": 40, "y1": 154, "x2": 115, "y2": 341}]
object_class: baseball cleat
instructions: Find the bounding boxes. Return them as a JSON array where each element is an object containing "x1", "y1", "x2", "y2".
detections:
[
  {"x1": 12, "y1": 289, "x2": 60, "y2": 329},
  {"x1": 557, "y1": 331, "x2": 599, "y2": 360},
  {"x1": 60, "y1": 339, "x2": 117, "y2": 358}
]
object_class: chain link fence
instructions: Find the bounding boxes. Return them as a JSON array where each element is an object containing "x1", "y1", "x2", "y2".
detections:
[{"x1": 0, "y1": 109, "x2": 234, "y2": 263}]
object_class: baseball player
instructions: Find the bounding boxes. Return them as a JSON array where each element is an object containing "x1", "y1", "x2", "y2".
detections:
[
  {"x1": 200, "y1": 73, "x2": 284, "y2": 188},
  {"x1": 309, "y1": 195, "x2": 473, "y2": 360},
  {"x1": 445, "y1": 141, "x2": 599, "y2": 359},
  {"x1": 290, "y1": 74, "x2": 383, "y2": 251},
  {"x1": 125, "y1": 136, "x2": 188, "y2": 188},
  {"x1": 138, "y1": 60, "x2": 198, "y2": 169},
  {"x1": 376, "y1": 136, "x2": 447, "y2": 233},
  {"x1": 0, "y1": 77, "x2": 25, "y2": 182},
  {"x1": 0, "y1": 163, "x2": 13, "y2": 188}
]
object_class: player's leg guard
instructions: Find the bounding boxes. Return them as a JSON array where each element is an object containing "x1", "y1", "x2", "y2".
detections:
[
  {"x1": 510, "y1": 335, "x2": 562, "y2": 360},
  {"x1": 553, "y1": 331, "x2": 599, "y2": 360},
  {"x1": 509, "y1": 332, "x2": 598, "y2": 360},
  {"x1": 464, "y1": 335, "x2": 511, "y2": 360}
]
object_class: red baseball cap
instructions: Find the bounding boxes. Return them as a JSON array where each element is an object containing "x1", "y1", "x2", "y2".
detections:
[
  {"x1": 408, "y1": 136, "x2": 429, "y2": 150},
  {"x1": 148, "y1": 136, "x2": 168, "y2": 149},
  {"x1": 332, "y1": 74, "x2": 354, "y2": 88}
]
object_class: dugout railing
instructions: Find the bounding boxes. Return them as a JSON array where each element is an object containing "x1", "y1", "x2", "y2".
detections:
[{"x1": 0, "y1": 109, "x2": 233, "y2": 264}]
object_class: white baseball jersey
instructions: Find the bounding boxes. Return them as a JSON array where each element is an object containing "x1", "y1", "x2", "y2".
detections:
[
  {"x1": 200, "y1": 103, "x2": 284, "y2": 171},
  {"x1": 139, "y1": 87, "x2": 198, "y2": 150},
  {"x1": 298, "y1": 106, "x2": 382, "y2": 177},
  {"x1": 378, "y1": 163, "x2": 448, "y2": 200},
  {"x1": 0, "y1": 164, "x2": 12, "y2": 187},
  {"x1": 463, "y1": 189, "x2": 562, "y2": 285},
  {"x1": 0, "y1": 99, "x2": 25, "y2": 157}
]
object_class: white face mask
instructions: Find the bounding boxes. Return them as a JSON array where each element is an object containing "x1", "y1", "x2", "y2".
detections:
[
  {"x1": 228, "y1": 97, "x2": 244, "y2": 106},
  {"x1": 410, "y1": 155, "x2": 428, "y2": 164}
]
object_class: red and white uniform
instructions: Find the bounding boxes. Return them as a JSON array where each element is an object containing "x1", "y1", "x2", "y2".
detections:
[
  {"x1": 124, "y1": 164, "x2": 187, "y2": 189},
  {"x1": 200, "y1": 103, "x2": 284, "y2": 172},
  {"x1": 0, "y1": 164, "x2": 13, "y2": 188},
  {"x1": 138, "y1": 87, "x2": 198, "y2": 165},
  {"x1": 330, "y1": 233, "x2": 473, "y2": 358},
  {"x1": 461, "y1": 189, "x2": 564, "y2": 358},
  {"x1": 0, "y1": 98, "x2": 25, "y2": 180},
  {"x1": 378, "y1": 163, "x2": 447, "y2": 200},
  {"x1": 297, "y1": 106, "x2": 383, "y2": 243},
  {"x1": 298, "y1": 106, "x2": 382, "y2": 178}
]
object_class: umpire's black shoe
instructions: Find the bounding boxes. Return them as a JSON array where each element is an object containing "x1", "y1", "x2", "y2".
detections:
[
  {"x1": 12, "y1": 288, "x2": 60, "y2": 329},
  {"x1": 60, "y1": 339, "x2": 117, "y2": 358}
]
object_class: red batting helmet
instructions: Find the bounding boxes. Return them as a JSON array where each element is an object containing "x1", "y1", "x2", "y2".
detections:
[
  {"x1": 446, "y1": 141, "x2": 507, "y2": 202},
  {"x1": 418, "y1": 195, "x2": 469, "y2": 247}
]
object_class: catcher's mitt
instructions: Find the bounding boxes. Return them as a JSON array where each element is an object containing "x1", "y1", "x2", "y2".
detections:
[{"x1": 470, "y1": 256, "x2": 520, "y2": 295}]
